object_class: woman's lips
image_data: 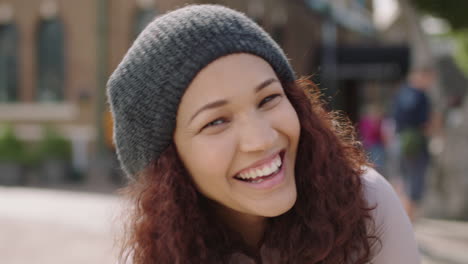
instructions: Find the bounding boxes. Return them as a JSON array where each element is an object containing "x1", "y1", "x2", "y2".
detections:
[
  {"x1": 233, "y1": 151, "x2": 286, "y2": 190},
  {"x1": 234, "y1": 150, "x2": 285, "y2": 179}
]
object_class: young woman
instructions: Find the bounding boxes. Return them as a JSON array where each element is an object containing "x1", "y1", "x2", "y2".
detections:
[{"x1": 108, "y1": 4, "x2": 420, "y2": 264}]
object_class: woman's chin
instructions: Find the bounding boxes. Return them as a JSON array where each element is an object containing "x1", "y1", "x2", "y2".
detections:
[{"x1": 249, "y1": 189, "x2": 297, "y2": 217}]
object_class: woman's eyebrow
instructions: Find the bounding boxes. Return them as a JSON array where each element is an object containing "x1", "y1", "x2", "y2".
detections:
[
  {"x1": 189, "y1": 99, "x2": 228, "y2": 123},
  {"x1": 255, "y1": 78, "x2": 279, "y2": 93},
  {"x1": 189, "y1": 78, "x2": 279, "y2": 123}
]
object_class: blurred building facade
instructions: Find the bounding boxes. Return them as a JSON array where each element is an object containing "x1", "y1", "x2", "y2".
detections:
[{"x1": 0, "y1": 0, "x2": 377, "y2": 186}]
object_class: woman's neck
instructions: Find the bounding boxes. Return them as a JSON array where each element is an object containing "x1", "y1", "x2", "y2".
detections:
[
  {"x1": 235, "y1": 214, "x2": 267, "y2": 250},
  {"x1": 213, "y1": 203, "x2": 267, "y2": 251}
]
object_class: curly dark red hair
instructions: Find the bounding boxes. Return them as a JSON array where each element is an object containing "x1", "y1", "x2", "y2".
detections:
[{"x1": 117, "y1": 79, "x2": 378, "y2": 263}]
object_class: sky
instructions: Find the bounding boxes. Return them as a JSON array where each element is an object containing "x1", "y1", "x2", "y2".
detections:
[
  {"x1": 373, "y1": 0, "x2": 450, "y2": 34},
  {"x1": 373, "y1": 0, "x2": 400, "y2": 29}
]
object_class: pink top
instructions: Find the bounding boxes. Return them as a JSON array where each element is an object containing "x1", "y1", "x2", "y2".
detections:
[
  {"x1": 359, "y1": 117, "x2": 384, "y2": 148},
  {"x1": 228, "y1": 168, "x2": 421, "y2": 263}
]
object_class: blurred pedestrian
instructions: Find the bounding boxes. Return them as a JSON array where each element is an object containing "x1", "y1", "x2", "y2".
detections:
[
  {"x1": 358, "y1": 104, "x2": 386, "y2": 173},
  {"x1": 393, "y1": 66, "x2": 434, "y2": 220},
  {"x1": 107, "y1": 5, "x2": 420, "y2": 263}
]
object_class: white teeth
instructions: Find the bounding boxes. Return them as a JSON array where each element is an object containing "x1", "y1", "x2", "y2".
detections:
[
  {"x1": 265, "y1": 163, "x2": 276, "y2": 175},
  {"x1": 255, "y1": 168, "x2": 263, "y2": 176},
  {"x1": 275, "y1": 156, "x2": 281, "y2": 167},
  {"x1": 237, "y1": 154, "x2": 283, "y2": 180}
]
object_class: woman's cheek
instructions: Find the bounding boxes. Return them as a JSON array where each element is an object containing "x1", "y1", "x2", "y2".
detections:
[
  {"x1": 192, "y1": 133, "x2": 236, "y2": 176},
  {"x1": 270, "y1": 100, "x2": 300, "y2": 136}
]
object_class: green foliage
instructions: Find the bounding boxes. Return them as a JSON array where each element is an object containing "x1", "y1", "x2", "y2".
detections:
[
  {"x1": 412, "y1": 0, "x2": 468, "y2": 30},
  {"x1": 38, "y1": 126, "x2": 72, "y2": 160},
  {"x1": 411, "y1": 1, "x2": 468, "y2": 76},
  {"x1": 0, "y1": 124, "x2": 25, "y2": 163},
  {"x1": 454, "y1": 31, "x2": 468, "y2": 76}
]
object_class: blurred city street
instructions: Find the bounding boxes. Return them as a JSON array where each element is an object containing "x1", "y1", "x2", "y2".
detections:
[{"x1": 0, "y1": 186, "x2": 467, "y2": 264}]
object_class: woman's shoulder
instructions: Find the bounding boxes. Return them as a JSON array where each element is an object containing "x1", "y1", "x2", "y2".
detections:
[
  {"x1": 360, "y1": 167, "x2": 394, "y2": 202},
  {"x1": 359, "y1": 167, "x2": 421, "y2": 263},
  {"x1": 360, "y1": 166, "x2": 404, "y2": 226}
]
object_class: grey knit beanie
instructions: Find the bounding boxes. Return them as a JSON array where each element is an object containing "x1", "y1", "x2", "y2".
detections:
[{"x1": 107, "y1": 4, "x2": 295, "y2": 178}]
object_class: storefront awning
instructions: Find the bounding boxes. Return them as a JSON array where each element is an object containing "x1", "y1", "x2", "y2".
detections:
[{"x1": 318, "y1": 45, "x2": 410, "y2": 81}]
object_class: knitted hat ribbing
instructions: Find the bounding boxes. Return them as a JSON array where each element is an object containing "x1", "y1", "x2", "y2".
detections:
[{"x1": 107, "y1": 4, "x2": 295, "y2": 178}]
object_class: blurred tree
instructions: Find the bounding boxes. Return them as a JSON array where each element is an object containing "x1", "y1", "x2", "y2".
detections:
[
  {"x1": 454, "y1": 32, "x2": 468, "y2": 75},
  {"x1": 411, "y1": 0, "x2": 468, "y2": 30},
  {"x1": 411, "y1": 0, "x2": 468, "y2": 75}
]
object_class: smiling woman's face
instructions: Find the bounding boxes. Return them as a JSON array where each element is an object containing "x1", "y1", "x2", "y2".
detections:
[{"x1": 174, "y1": 53, "x2": 300, "y2": 219}]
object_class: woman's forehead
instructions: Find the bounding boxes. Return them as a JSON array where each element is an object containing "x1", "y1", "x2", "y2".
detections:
[{"x1": 181, "y1": 53, "x2": 278, "y2": 103}]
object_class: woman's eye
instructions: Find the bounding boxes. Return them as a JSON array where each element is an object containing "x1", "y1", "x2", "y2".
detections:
[
  {"x1": 259, "y1": 94, "x2": 281, "y2": 107},
  {"x1": 202, "y1": 118, "x2": 226, "y2": 129}
]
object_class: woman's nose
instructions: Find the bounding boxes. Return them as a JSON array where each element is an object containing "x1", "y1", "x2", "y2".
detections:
[{"x1": 238, "y1": 114, "x2": 278, "y2": 153}]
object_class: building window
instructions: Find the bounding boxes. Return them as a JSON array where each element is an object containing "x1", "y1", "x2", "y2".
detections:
[
  {"x1": 0, "y1": 3, "x2": 17, "y2": 103},
  {"x1": 271, "y1": 7, "x2": 288, "y2": 47},
  {"x1": 0, "y1": 23, "x2": 18, "y2": 102},
  {"x1": 356, "y1": 0, "x2": 366, "y2": 8},
  {"x1": 37, "y1": 1, "x2": 65, "y2": 102},
  {"x1": 272, "y1": 25, "x2": 285, "y2": 46},
  {"x1": 134, "y1": 0, "x2": 157, "y2": 38}
]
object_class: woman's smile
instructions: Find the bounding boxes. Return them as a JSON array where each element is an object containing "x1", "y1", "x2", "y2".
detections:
[{"x1": 233, "y1": 150, "x2": 286, "y2": 190}]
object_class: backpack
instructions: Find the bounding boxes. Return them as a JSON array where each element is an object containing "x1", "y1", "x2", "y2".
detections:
[{"x1": 400, "y1": 128, "x2": 426, "y2": 157}]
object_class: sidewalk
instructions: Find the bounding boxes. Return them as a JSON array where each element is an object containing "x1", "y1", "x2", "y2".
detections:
[
  {"x1": 0, "y1": 186, "x2": 120, "y2": 264},
  {"x1": 416, "y1": 218, "x2": 468, "y2": 264}
]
